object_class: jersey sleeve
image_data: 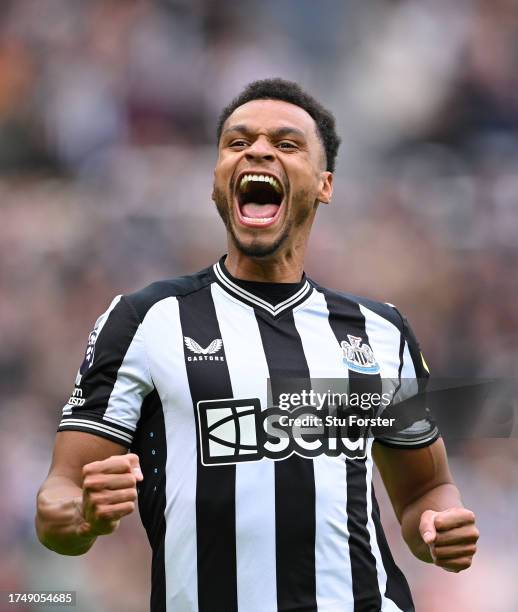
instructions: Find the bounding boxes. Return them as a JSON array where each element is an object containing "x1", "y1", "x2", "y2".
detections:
[
  {"x1": 57, "y1": 295, "x2": 154, "y2": 447},
  {"x1": 374, "y1": 310, "x2": 440, "y2": 449}
]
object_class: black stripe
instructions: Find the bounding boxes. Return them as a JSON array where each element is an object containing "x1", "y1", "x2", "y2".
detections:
[
  {"x1": 255, "y1": 311, "x2": 317, "y2": 612},
  {"x1": 58, "y1": 297, "x2": 143, "y2": 443},
  {"x1": 81, "y1": 297, "x2": 140, "y2": 412},
  {"x1": 390, "y1": 325, "x2": 406, "y2": 405},
  {"x1": 401, "y1": 315, "x2": 430, "y2": 395},
  {"x1": 178, "y1": 286, "x2": 238, "y2": 612},
  {"x1": 131, "y1": 389, "x2": 168, "y2": 612},
  {"x1": 323, "y1": 290, "x2": 383, "y2": 611},
  {"x1": 371, "y1": 487, "x2": 415, "y2": 612},
  {"x1": 344, "y1": 459, "x2": 381, "y2": 611}
]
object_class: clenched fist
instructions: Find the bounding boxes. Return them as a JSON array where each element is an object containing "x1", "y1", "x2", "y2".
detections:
[
  {"x1": 78, "y1": 453, "x2": 143, "y2": 538},
  {"x1": 419, "y1": 507, "x2": 479, "y2": 572}
]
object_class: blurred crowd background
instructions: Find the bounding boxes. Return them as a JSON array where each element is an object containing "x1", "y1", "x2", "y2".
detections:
[{"x1": 0, "y1": 0, "x2": 517, "y2": 610}]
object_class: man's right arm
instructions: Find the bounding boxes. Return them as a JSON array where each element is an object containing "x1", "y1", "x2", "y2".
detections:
[{"x1": 36, "y1": 431, "x2": 142, "y2": 556}]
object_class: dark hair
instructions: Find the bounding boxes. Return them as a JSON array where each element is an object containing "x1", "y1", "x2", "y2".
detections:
[{"x1": 216, "y1": 78, "x2": 340, "y2": 172}]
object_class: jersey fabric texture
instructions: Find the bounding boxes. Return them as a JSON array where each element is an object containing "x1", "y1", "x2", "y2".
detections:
[{"x1": 58, "y1": 256, "x2": 438, "y2": 612}]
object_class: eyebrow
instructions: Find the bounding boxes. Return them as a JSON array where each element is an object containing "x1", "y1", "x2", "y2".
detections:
[{"x1": 222, "y1": 124, "x2": 307, "y2": 140}]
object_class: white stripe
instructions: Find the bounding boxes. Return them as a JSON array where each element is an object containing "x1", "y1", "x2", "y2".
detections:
[
  {"x1": 211, "y1": 283, "x2": 277, "y2": 612},
  {"x1": 102, "y1": 414, "x2": 137, "y2": 430},
  {"x1": 400, "y1": 341, "x2": 416, "y2": 378},
  {"x1": 365, "y1": 445, "x2": 403, "y2": 612},
  {"x1": 103, "y1": 322, "x2": 154, "y2": 430},
  {"x1": 214, "y1": 262, "x2": 311, "y2": 315},
  {"x1": 359, "y1": 304, "x2": 401, "y2": 380},
  {"x1": 396, "y1": 341, "x2": 419, "y2": 402},
  {"x1": 359, "y1": 303, "x2": 402, "y2": 411},
  {"x1": 378, "y1": 430, "x2": 438, "y2": 446},
  {"x1": 293, "y1": 290, "x2": 355, "y2": 611},
  {"x1": 58, "y1": 419, "x2": 133, "y2": 444},
  {"x1": 143, "y1": 297, "x2": 199, "y2": 612}
]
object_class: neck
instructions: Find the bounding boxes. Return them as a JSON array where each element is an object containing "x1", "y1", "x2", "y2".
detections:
[{"x1": 225, "y1": 240, "x2": 307, "y2": 283}]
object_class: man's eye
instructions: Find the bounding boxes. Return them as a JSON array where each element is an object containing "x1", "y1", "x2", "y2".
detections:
[
  {"x1": 229, "y1": 140, "x2": 248, "y2": 148},
  {"x1": 278, "y1": 141, "x2": 297, "y2": 150}
]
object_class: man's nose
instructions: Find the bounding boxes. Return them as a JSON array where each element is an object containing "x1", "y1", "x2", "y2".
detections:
[{"x1": 245, "y1": 137, "x2": 275, "y2": 162}]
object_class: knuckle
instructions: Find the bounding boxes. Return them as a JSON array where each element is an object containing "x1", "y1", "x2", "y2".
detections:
[
  {"x1": 88, "y1": 491, "x2": 104, "y2": 505},
  {"x1": 82, "y1": 462, "x2": 98, "y2": 476},
  {"x1": 460, "y1": 509, "x2": 475, "y2": 524},
  {"x1": 434, "y1": 518, "x2": 445, "y2": 530},
  {"x1": 98, "y1": 506, "x2": 116, "y2": 521},
  {"x1": 93, "y1": 506, "x2": 107, "y2": 521},
  {"x1": 116, "y1": 502, "x2": 134, "y2": 517},
  {"x1": 83, "y1": 476, "x2": 100, "y2": 491},
  {"x1": 122, "y1": 456, "x2": 134, "y2": 469}
]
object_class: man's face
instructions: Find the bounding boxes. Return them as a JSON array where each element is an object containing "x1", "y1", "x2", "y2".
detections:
[{"x1": 212, "y1": 99, "x2": 333, "y2": 258}]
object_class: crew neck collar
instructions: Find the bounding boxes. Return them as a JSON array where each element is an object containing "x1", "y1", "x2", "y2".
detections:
[{"x1": 212, "y1": 256, "x2": 313, "y2": 318}]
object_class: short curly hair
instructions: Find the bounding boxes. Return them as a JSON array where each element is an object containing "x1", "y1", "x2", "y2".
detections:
[{"x1": 217, "y1": 78, "x2": 341, "y2": 173}]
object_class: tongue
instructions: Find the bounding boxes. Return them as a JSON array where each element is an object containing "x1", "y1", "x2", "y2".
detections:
[{"x1": 241, "y1": 203, "x2": 279, "y2": 219}]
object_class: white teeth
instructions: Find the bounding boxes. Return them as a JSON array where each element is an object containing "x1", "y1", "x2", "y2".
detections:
[
  {"x1": 242, "y1": 216, "x2": 274, "y2": 224},
  {"x1": 239, "y1": 174, "x2": 282, "y2": 194}
]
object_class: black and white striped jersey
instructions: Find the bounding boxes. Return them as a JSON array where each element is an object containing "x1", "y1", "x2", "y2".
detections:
[{"x1": 58, "y1": 256, "x2": 438, "y2": 612}]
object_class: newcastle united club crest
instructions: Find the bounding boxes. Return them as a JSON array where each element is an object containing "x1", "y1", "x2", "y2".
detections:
[{"x1": 341, "y1": 335, "x2": 380, "y2": 375}]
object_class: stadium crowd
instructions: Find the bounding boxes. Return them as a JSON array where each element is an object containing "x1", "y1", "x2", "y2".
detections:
[{"x1": 0, "y1": 1, "x2": 517, "y2": 610}]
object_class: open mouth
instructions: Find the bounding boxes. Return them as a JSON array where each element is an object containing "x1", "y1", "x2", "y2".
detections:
[{"x1": 235, "y1": 172, "x2": 285, "y2": 228}]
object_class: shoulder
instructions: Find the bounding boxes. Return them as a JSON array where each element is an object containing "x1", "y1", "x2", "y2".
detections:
[
  {"x1": 124, "y1": 265, "x2": 214, "y2": 322},
  {"x1": 349, "y1": 293, "x2": 405, "y2": 331},
  {"x1": 310, "y1": 280, "x2": 405, "y2": 333}
]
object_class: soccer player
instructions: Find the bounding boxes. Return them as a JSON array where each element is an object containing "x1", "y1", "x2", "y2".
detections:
[{"x1": 36, "y1": 79, "x2": 479, "y2": 612}]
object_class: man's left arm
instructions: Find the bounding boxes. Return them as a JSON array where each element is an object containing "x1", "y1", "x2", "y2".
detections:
[{"x1": 373, "y1": 438, "x2": 479, "y2": 572}]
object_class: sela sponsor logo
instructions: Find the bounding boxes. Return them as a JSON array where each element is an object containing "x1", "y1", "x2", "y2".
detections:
[
  {"x1": 66, "y1": 386, "x2": 86, "y2": 408},
  {"x1": 197, "y1": 398, "x2": 380, "y2": 465},
  {"x1": 184, "y1": 337, "x2": 225, "y2": 362},
  {"x1": 341, "y1": 335, "x2": 380, "y2": 375}
]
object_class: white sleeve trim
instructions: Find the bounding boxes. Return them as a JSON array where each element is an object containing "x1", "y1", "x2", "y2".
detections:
[{"x1": 58, "y1": 418, "x2": 134, "y2": 445}]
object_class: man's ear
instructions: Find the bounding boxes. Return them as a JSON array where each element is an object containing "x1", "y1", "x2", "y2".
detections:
[{"x1": 317, "y1": 171, "x2": 333, "y2": 204}]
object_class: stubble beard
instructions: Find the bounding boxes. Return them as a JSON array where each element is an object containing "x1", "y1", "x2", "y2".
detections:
[{"x1": 212, "y1": 186, "x2": 314, "y2": 259}]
